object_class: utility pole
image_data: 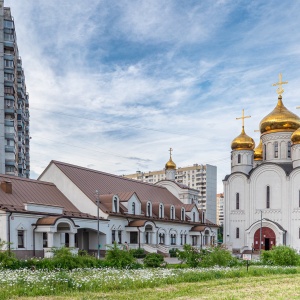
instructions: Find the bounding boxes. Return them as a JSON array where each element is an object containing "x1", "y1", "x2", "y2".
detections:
[
  {"x1": 259, "y1": 210, "x2": 262, "y2": 256},
  {"x1": 95, "y1": 190, "x2": 100, "y2": 259}
]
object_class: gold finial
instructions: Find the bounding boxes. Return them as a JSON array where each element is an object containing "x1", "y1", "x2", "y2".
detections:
[
  {"x1": 236, "y1": 109, "x2": 251, "y2": 128},
  {"x1": 272, "y1": 73, "x2": 288, "y2": 95},
  {"x1": 169, "y1": 147, "x2": 173, "y2": 158}
]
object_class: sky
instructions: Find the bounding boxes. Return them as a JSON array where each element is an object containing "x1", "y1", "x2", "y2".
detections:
[{"x1": 5, "y1": 0, "x2": 300, "y2": 192}]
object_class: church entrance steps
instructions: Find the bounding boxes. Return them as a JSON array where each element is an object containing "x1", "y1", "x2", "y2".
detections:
[
  {"x1": 142, "y1": 244, "x2": 157, "y2": 253},
  {"x1": 157, "y1": 244, "x2": 169, "y2": 253}
]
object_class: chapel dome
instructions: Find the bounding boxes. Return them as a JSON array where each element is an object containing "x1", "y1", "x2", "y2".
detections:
[
  {"x1": 254, "y1": 139, "x2": 263, "y2": 160},
  {"x1": 231, "y1": 127, "x2": 255, "y2": 151},
  {"x1": 165, "y1": 158, "x2": 176, "y2": 170},
  {"x1": 260, "y1": 95, "x2": 300, "y2": 134},
  {"x1": 291, "y1": 127, "x2": 300, "y2": 145}
]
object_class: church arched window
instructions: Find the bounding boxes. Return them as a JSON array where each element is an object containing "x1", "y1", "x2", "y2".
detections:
[
  {"x1": 266, "y1": 186, "x2": 270, "y2": 208},
  {"x1": 236, "y1": 227, "x2": 239, "y2": 238},
  {"x1": 132, "y1": 202, "x2": 136, "y2": 215},
  {"x1": 236, "y1": 193, "x2": 240, "y2": 210},
  {"x1": 238, "y1": 154, "x2": 241, "y2": 164},
  {"x1": 287, "y1": 142, "x2": 291, "y2": 158},
  {"x1": 274, "y1": 142, "x2": 278, "y2": 158},
  {"x1": 264, "y1": 144, "x2": 267, "y2": 160}
]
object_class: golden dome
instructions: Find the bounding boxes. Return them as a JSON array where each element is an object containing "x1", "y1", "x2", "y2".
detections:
[
  {"x1": 254, "y1": 139, "x2": 263, "y2": 160},
  {"x1": 260, "y1": 95, "x2": 300, "y2": 134},
  {"x1": 231, "y1": 127, "x2": 255, "y2": 151},
  {"x1": 291, "y1": 127, "x2": 300, "y2": 145},
  {"x1": 165, "y1": 157, "x2": 176, "y2": 170}
]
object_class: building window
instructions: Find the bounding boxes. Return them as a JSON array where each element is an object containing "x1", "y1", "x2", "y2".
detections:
[
  {"x1": 159, "y1": 204, "x2": 164, "y2": 218},
  {"x1": 147, "y1": 202, "x2": 151, "y2": 217},
  {"x1": 4, "y1": 73, "x2": 14, "y2": 81},
  {"x1": 170, "y1": 206, "x2": 175, "y2": 220},
  {"x1": 43, "y1": 232, "x2": 47, "y2": 248},
  {"x1": 118, "y1": 230, "x2": 122, "y2": 244},
  {"x1": 170, "y1": 234, "x2": 176, "y2": 245},
  {"x1": 238, "y1": 154, "x2": 241, "y2": 164},
  {"x1": 4, "y1": 20, "x2": 14, "y2": 28},
  {"x1": 236, "y1": 193, "x2": 240, "y2": 210},
  {"x1": 266, "y1": 186, "x2": 270, "y2": 208},
  {"x1": 288, "y1": 142, "x2": 291, "y2": 158},
  {"x1": 159, "y1": 233, "x2": 165, "y2": 244},
  {"x1": 112, "y1": 230, "x2": 116, "y2": 243},
  {"x1": 192, "y1": 212, "x2": 196, "y2": 222},
  {"x1": 4, "y1": 86, "x2": 14, "y2": 95},
  {"x1": 18, "y1": 230, "x2": 24, "y2": 248},
  {"x1": 132, "y1": 202, "x2": 136, "y2": 215},
  {"x1": 4, "y1": 33, "x2": 14, "y2": 41},
  {"x1": 264, "y1": 144, "x2": 267, "y2": 160},
  {"x1": 180, "y1": 234, "x2": 183, "y2": 245},
  {"x1": 236, "y1": 228, "x2": 239, "y2": 239},
  {"x1": 4, "y1": 60, "x2": 13, "y2": 68},
  {"x1": 274, "y1": 142, "x2": 278, "y2": 158},
  {"x1": 181, "y1": 208, "x2": 185, "y2": 221},
  {"x1": 130, "y1": 232, "x2": 138, "y2": 244},
  {"x1": 113, "y1": 198, "x2": 118, "y2": 213}
]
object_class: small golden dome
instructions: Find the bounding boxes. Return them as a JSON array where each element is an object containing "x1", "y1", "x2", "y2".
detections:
[
  {"x1": 291, "y1": 128, "x2": 300, "y2": 145},
  {"x1": 260, "y1": 96, "x2": 300, "y2": 134},
  {"x1": 165, "y1": 157, "x2": 176, "y2": 170},
  {"x1": 254, "y1": 139, "x2": 263, "y2": 160},
  {"x1": 231, "y1": 127, "x2": 255, "y2": 151}
]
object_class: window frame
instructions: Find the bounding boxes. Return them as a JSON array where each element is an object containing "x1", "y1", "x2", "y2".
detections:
[
  {"x1": 18, "y1": 230, "x2": 25, "y2": 248},
  {"x1": 266, "y1": 186, "x2": 270, "y2": 209}
]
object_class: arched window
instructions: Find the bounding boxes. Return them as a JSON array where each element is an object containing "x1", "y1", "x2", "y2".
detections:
[
  {"x1": 159, "y1": 233, "x2": 165, "y2": 244},
  {"x1": 170, "y1": 206, "x2": 175, "y2": 220},
  {"x1": 113, "y1": 197, "x2": 118, "y2": 212},
  {"x1": 171, "y1": 234, "x2": 176, "y2": 245},
  {"x1": 266, "y1": 186, "x2": 270, "y2": 208},
  {"x1": 236, "y1": 227, "x2": 239, "y2": 239},
  {"x1": 159, "y1": 204, "x2": 164, "y2": 218},
  {"x1": 264, "y1": 144, "x2": 267, "y2": 160},
  {"x1": 288, "y1": 142, "x2": 291, "y2": 158},
  {"x1": 181, "y1": 208, "x2": 185, "y2": 221},
  {"x1": 238, "y1": 154, "x2": 241, "y2": 164},
  {"x1": 236, "y1": 193, "x2": 240, "y2": 210},
  {"x1": 147, "y1": 202, "x2": 151, "y2": 217},
  {"x1": 193, "y1": 212, "x2": 196, "y2": 222},
  {"x1": 132, "y1": 202, "x2": 135, "y2": 215},
  {"x1": 274, "y1": 142, "x2": 278, "y2": 158}
]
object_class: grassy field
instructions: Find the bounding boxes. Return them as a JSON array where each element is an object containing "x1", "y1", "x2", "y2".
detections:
[
  {"x1": 0, "y1": 267, "x2": 298, "y2": 300},
  {"x1": 14, "y1": 273, "x2": 300, "y2": 300}
]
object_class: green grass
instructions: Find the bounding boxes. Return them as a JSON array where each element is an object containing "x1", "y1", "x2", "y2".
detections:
[{"x1": 0, "y1": 266, "x2": 299, "y2": 300}]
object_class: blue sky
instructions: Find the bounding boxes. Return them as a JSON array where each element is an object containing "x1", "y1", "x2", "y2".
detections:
[{"x1": 6, "y1": 0, "x2": 300, "y2": 192}]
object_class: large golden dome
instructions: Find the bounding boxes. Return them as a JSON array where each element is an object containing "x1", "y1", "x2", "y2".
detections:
[
  {"x1": 260, "y1": 95, "x2": 300, "y2": 134},
  {"x1": 291, "y1": 128, "x2": 300, "y2": 145},
  {"x1": 254, "y1": 139, "x2": 263, "y2": 160},
  {"x1": 231, "y1": 127, "x2": 255, "y2": 151}
]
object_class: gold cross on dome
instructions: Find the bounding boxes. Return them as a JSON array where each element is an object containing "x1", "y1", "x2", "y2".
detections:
[
  {"x1": 272, "y1": 73, "x2": 288, "y2": 95},
  {"x1": 236, "y1": 109, "x2": 251, "y2": 128},
  {"x1": 169, "y1": 148, "x2": 173, "y2": 158}
]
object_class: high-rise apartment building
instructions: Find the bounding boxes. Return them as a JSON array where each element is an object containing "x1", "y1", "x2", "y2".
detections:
[
  {"x1": 216, "y1": 193, "x2": 224, "y2": 226},
  {"x1": 0, "y1": 1, "x2": 30, "y2": 178},
  {"x1": 125, "y1": 164, "x2": 217, "y2": 223}
]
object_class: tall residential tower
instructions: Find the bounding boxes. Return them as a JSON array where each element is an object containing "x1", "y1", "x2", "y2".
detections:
[{"x1": 0, "y1": 1, "x2": 30, "y2": 178}]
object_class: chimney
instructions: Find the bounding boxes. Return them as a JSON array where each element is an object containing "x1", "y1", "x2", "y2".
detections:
[{"x1": 1, "y1": 181, "x2": 12, "y2": 194}]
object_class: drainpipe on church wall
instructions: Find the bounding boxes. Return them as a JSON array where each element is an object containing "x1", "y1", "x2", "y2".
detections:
[
  {"x1": 32, "y1": 224, "x2": 37, "y2": 257},
  {"x1": 7, "y1": 212, "x2": 12, "y2": 251}
]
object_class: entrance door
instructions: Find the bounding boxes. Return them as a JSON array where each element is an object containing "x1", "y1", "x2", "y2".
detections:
[
  {"x1": 83, "y1": 232, "x2": 89, "y2": 251},
  {"x1": 265, "y1": 238, "x2": 270, "y2": 250},
  {"x1": 145, "y1": 232, "x2": 149, "y2": 244},
  {"x1": 253, "y1": 227, "x2": 276, "y2": 250}
]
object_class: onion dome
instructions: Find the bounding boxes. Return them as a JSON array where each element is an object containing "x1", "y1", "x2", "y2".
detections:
[
  {"x1": 254, "y1": 139, "x2": 263, "y2": 160},
  {"x1": 291, "y1": 127, "x2": 300, "y2": 145},
  {"x1": 231, "y1": 127, "x2": 255, "y2": 151},
  {"x1": 260, "y1": 95, "x2": 300, "y2": 134},
  {"x1": 165, "y1": 148, "x2": 176, "y2": 170}
]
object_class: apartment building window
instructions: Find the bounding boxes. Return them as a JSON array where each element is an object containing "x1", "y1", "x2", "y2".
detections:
[
  {"x1": 287, "y1": 142, "x2": 291, "y2": 158},
  {"x1": 4, "y1": 60, "x2": 13, "y2": 68},
  {"x1": 5, "y1": 86, "x2": 14, "y2": 95},
  {"x1": 4, "y1": 33, "x2": 14, "y2": 41},
  {"x1": 274, "y1": 142, "x2": 278, "y2": 158},
  {"x1": 4, "y1": 73, "x2": 14, "y2": 81},
  {"x1": 236, "y1": 228, "x2": 239, "y2": 239},
  {"x1": 266, "y1": 186, "x2": 270, "y2": 208},
  {"x1": 18, "y1": 230, "x2": 25, "y2": 248},
  {"x1": 4, "y1": 20, "x2": 14, "y2": 28}
]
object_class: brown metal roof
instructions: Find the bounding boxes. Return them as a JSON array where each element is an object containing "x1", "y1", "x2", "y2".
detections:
[
  {"x1": 190, "y1": 225, "x2": 206, "y2": 232},
  {"x1": 49, "y1": 161, "x2": 185, "y2": 207},
  {"x1": 127, "y1": 220, "x2": 155, "y2": 227},
  {"x1": 0, "y1": 174, "x2": 80, "y2": 214}
]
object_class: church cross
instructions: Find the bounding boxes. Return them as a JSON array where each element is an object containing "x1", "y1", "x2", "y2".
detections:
[
  {"x1": 272, "y1": 73, "x2": 288, "y2": 95},
  {"x1": 169, "y1": 147, "x2": 173, "y2": 158},
  {"x1": 236, "y1": 109, "x2": 251, "y2": 128}
]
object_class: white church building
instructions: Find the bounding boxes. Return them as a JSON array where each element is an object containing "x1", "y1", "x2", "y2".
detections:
[
  {"x1": 224, "y1": 74, "x2": 300, "y2": 253},
  {"x1": 0, "y1": 154, "x2": 218, "y2": 258}
]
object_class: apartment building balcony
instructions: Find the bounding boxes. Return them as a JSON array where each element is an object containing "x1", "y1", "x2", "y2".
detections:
[
  {"x1": 4, "y1": 40, "x2": 14, "y2": 49},
  {"x1": 5, "y1": 159, "x2": 16, "y2": 167},
  {"x1": 5, "y1": 132, "x2": 15, "y2": 139},
  {"x1": 4, "y1": 94, "x2": 15, "y2": 101},
  {"x1": 5, "y1": 119, "x2": 14, "y2": 127},
  {"x1": 5, "y1": 145, "x2": 15, "y2": 153}
]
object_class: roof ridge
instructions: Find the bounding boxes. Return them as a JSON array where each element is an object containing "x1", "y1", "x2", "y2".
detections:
[
  {"x1": 0, "y1": 174, "x2": 56, "y2": 186},
  {"x1": 52, "y1": 160, "x2": 169, "y2": 190}
]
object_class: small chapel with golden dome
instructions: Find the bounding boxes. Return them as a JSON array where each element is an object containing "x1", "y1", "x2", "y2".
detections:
[{"x1": 224, "y1": 73, "x2": 300, "y2": 253}]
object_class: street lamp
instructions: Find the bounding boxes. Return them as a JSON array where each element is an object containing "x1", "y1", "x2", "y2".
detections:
[
  {"x1": 259, "y1": 210, "x2": 263, "y2": 256},
  {"x1": 95, "y1": 190, "x2": 100, "y2": 259}
]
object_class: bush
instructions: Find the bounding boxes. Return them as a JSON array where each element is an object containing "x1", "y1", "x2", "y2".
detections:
[
  {"x1": 0, "y1": 250, "x2": 20, "y2": 269},
  {"x1": 105, "y1": 242, "x2": 138, "y2": 268},
  {"x1": 143, "y1": 253, "x2": 165, "y2": 268},
  {"x1": 130, "y1": 248, "x2": 146, "y2": 258},
  {"x1": 199, "y1": 246, "x2": 238, "y2": 267},
  {"x1": 261, "y1": 246, "x2": 300, "y2": 266},
  {"x1": 177, "y1": 244, "x2": 202, "y2": 268},
  {"x1": 169, "y1": 248, "x2": 177, "y2": 258}
]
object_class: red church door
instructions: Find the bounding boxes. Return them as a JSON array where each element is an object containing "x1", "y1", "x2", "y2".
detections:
[{"x1": 253, "y1": 227, "x2": 276, "y2": 250}]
